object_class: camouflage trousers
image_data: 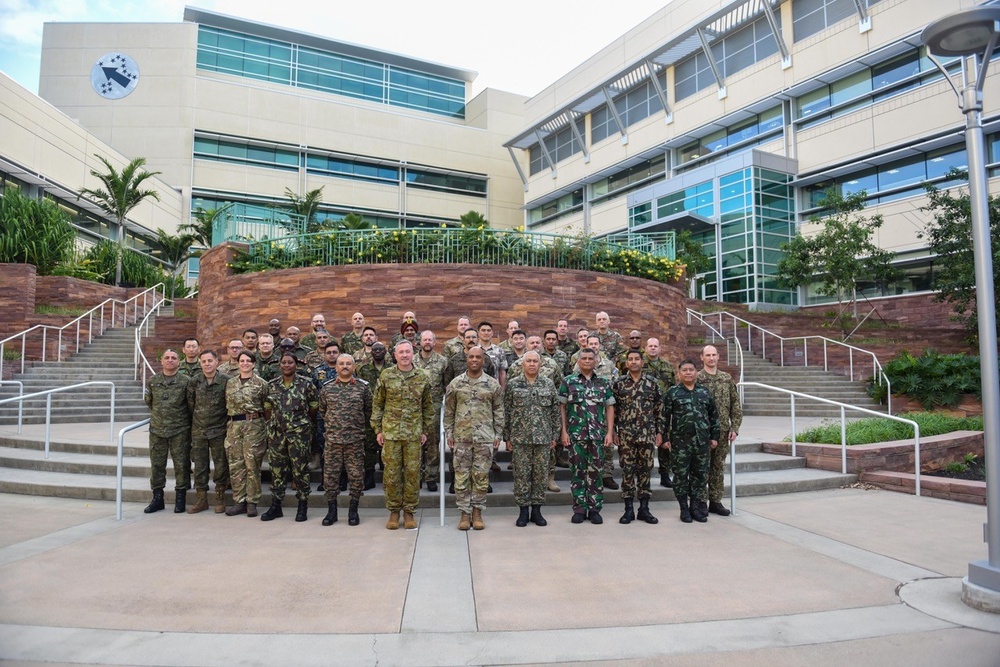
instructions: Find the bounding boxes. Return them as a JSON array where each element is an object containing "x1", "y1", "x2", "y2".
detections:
[
  {"x1": 382, "y1": 438, "x2": 421, "y2": 513},
  {"x1": 191, "y1": 435, "x2": 229, "y2": 492},
  {"x1": 512, "y1": 442, "x2": 549, "y2": 507},
  {"x1": 422, "y1": 411, "x2": 441, "y2": 484},
  {"x1": 225, "y1": 421, "x2": 267, "y2": 504},
  {"x1": 670, "y1": 434, "x2": 711, "y2": 500},
  {"x1": 657, "y1": 446, "x2": 672, "y2": 476},
  {"x1": 324, "y1": 438, "x2": 364, "y2": 502},
  {"x1": 149, "y1": 430, "x2": 191, "y2": 492},
  {"x1": 708, "y1": 431, "x2": 731, "y2": 502},
  {"x1": 619, "y1": 438, "x2": 654, "y2": 500},
  {"x1": 364, "y1": 427, "x2": 382, "y2": 473},
  {"x1": 268, "y1": 427, "x2": 312, "y2": 502},
  {"x1": 570, "y1": 439, "x2": 604, "y2": 513},
  {"x1": 453, "y1": 441, "x2": 492, "y2": 514},
  {"x1": 602, "y1": 444, "x2": 617, "y2": 478}
]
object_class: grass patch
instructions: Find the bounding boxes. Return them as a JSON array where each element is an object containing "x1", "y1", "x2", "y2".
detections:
[
  {"x1": 793, "y1": 412, "x2": 984, "y2": 445},
  {"x1": 2, "y1": 347, "x2": 21, "y2": 361},
  {"x1": 34, "y1": 304, "x2": 88, "y2": 316},
  {"x1": 173, "y1": 308, "x2": 196, "y2": 318}
]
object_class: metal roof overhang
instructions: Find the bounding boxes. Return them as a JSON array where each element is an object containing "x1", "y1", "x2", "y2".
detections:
[{"x1": 632, "y1": 210, "x2": 714, "y2": 234}]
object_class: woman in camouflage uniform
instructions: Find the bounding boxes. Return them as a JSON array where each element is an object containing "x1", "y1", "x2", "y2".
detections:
[{"x1": 223, "y1": 350, "x2": 270, "y2": 517}]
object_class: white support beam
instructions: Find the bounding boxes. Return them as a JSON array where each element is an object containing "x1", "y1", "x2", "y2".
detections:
[
  {"x1": 645, "y1": 60, "x2": 672, "y2": 124},
  {"x1": 602, "y1": 86, "x2": 629, "y2": 145},
  {"x1": 697, "y1": 28, "x2": 727, "y2": 99},
  {"x1": 565, "y1": 112, "x2": 590, "y2": 163},
  {"x1": 761, "y1": 1, "x2": 791, "y2": 69},
  {"x1": 852, "y1": 0, "x2": 872, "y2": 33},
  {"x1": 506, "y1": 146, "x2": 528, "y2": 190},
  {"x1": 534, "y1": 130, "x2": 557, "y2": 179}
]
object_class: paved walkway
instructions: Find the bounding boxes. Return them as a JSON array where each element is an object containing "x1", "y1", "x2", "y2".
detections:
[{"x1": 1, "y1": 418, "x2": 999, "y2": 665}]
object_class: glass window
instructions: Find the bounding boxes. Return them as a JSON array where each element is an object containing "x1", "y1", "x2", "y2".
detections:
[
  {"x1": 830, "y1": 69, "x2": 872, "y2": 106},
  {"x1": 877, "y1": 158, "x2": 926, "y2": 191},
  {"x1": 872, "y1": 51, "x2": 920, "y2": 95},
  {"x1": 797, "y1": 86, "x2": 830, "y2": 118},
  {"x1": 926, "y1": 147, "x2": 968, "y2": 180}
]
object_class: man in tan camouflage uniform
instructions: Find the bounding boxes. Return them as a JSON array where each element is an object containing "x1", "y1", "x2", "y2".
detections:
[
  {"x1": 224, "y1": 351, "x2": 269, "y2": 517},
  {"x1": 340, "y1": 312, "x2": 366, "y2": 357},
  {"x1": 444, "y1": 346, "x2": 504, "y2": 531},
  {"x1": 353, "y1": 326, "x2": 379, "y2": 366},
  {"x1": 371, "y1": 340, "x2": 435, "y2": 530},
  {"x1": 504, "y1": 350, "x2": 559, "y2": 528},
  {"x1": 318, "y1": 354, "x2": 372, "y2": 527},
  {"x1": 186, "y1": 349, "x2": 231, "y2": 513},
  {"x1": 143, "y1": 349, "x2": 192, "y2": 514},
  {"x1": 414, "y1": 330, "x2": 448, "y2": 492},
  {"x1": 217, "y1": 340, "x2": 243, "y2": 376},
  {"x1": 178, "y1": 338, "x2": 201, "y2": 378},
  {"x1": 358, "y1": 341, "x2": 389, "y2": 490},
  {"x1": 442, "y1": 316, "x2": 471, "y2": 360},
  {"x1": 595, "y1": 311, "x2": 624, "y2": 360},
  {"x1": 697, "y1": 344, "x2": 743, "y2": 517},
  {"x1": 642, "y1": 337, "x2": 676, "y2": 488}
]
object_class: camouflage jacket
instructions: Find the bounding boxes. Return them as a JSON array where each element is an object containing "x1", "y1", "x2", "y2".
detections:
[
  {"x1": 303, "y1": 348, "x2": 326, "y2": 370},
  {"x1": 596, "y1": 329, "x2": 624, "y2": 359},
  {"x1": 414, "y1": 351, "x2": 449, "y2": 403},
  {"x1": 357, "y1": 361, "x2": 389, "y2": 389},
  {"x1": 353, "y1": 346, "x2": 374, "y2": 366},
  {"x1": 614, "y1": 348, "x2": 645, "y2": 376},
  {"x1": 441, "y1": 336, "x2": 465, "y2": 360},
  {"x1": 292, "y1": 343, "x2": 312, "y2": 361},
  {"x1": 265, "y1": 375, "x2": 318, "y2": 433},
  {"x1": 340, "y1": 331, "x2": 364, "y2": 356},
  {"x1": 186, "y1": 371, "x2": 231, "y2": 440},
  {"x1": 557, "y1": 337, "x2": 579, "y2": 359},
  {"x1": 255, "y1": 354, "x2": 280, "y2": 382},
  {"x1": 558, "y1": 371, "x2": 615, "y2": 442},
  {"x1": 318, "y1": 377, "x2": 372, "y2": 444},
  {"x1": 612, "y1": 372, "x2": 662, "y2": 443},
  {"x1": 696, "y1": 369, "x2": 743, "y2": 434},
  {"x1": 443, "y1": 350, "x2": 497, "y2": 387},
  {"x1": 178, "y1": 359, "x2": 202, "y2": 379},
  {"x1": 225, "y1": 374, "x2": 269, "y2": 416},
  {"x1": 507, "y1": 354, "x2": 563, "y2": 390},
  {"x1": 570, "y1": 353, "x2": 618, "y2": 381},
  {"x1": 643, "y1": 355, "x2": 676, "y2": 396},
  {"x1": 388, "y1": 335, "x2": 420, "y2": 363},
  {"x1": 503, "y1": 374, "x2": 560, "y2": 444},
  {"x1": 481, "y1": 343, "x2": 509, "y2": 375},
  {"x1": 371, "y1": 366, "x2": 435, "y2": 440},
  {"x1": 444, "y1": 372, "x2": 504, "y2": 443},
  {"x1": 312, "y1": 363, "x2": 337, "y2": 390},
  {"x1": 217, "y1": 360, "x2": 242, "y2": 377},
  {"x1": 662, "y1": 383, "x2": 719, "y2": 445},
  {"x1": 144, "y1": 372, "x2": 191, "y2": 438},
  {"x1": 541, "y1": 348, "x2": 570, "y2": 376}
]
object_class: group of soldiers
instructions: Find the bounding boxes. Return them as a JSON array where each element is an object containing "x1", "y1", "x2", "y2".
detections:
[{"x1": 142, "y1": 309, "x2": 742, "y2": 529}]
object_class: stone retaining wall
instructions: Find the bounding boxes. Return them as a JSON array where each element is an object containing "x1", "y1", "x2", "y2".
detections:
[{"x1": 860, "y1": 470, "x2": 986, "y2": 505}]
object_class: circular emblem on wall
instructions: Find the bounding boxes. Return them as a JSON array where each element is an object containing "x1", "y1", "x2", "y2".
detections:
[{"x1": 90, "y1": 52, "x2": 140, "y2": 100}]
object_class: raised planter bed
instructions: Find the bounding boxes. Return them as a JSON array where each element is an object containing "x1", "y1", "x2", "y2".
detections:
[{"x1": 860, "y1": 470, "x2": 986, "y2": 505}]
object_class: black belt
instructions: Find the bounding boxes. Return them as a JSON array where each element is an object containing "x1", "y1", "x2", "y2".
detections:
[{"x1": 230, "y1": 412, "x2": 262, "y2": 422}]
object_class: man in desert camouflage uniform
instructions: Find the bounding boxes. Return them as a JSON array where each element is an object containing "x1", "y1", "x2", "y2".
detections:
[
  {"x1": 353, "y1": 326, "x2": 379, "y2": 366},
  {"x1": 223, "y1": 351, "x2": 269, "y2": 517},
  {"x1": 143, "y1": 348, "x2": 192, "y2": 514},
  {"x1": 217, "y1": 340, "x2": 243, "y2": 376},
  {"x1": 186, "y1": 349, "x2": 231, "y2": 514},
  {"x1": 414, "y1": 330, "x2": 448, "y2": 492},
  {"x1": 613, "y1": 350, "x2": 662, "y2": 525},
  {"x1": 340, "y1": 312, "x2": 366, "y2": 357},
  {"x1": 697, "y1": 344, "x2": 743, "y2": 517},
  {"x1": 442, "y1": 316, "x2": 471, "y2": 360},
  {"x1": 641, "y1": 337, "x2": 676, "y2": 488}
]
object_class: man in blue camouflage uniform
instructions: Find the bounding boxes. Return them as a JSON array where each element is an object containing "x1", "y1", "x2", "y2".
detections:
[
  {"x1": 143, "y1": 348, "x2": 192, "y2": 514},
  {"x1": 662, "y1": 359, "x2": 719, "y2": 524},
  {"x1": 613, "y1": 350, "x2": 662, "y2": 524}
]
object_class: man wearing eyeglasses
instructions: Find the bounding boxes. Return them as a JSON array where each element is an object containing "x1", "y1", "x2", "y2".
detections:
[
  {"x1": 217, "y1": 340, "x2": 244, "y2": 376},
  {"x1": 615, "y1": 330, "x2": 645, "y2": 376}
]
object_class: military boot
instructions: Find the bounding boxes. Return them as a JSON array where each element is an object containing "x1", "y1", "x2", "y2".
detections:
[
  {"x1": 348, "y1": 499, "x2": 360, "y2": 526},
  {"x1": 339, "y1": 469, "x2": 348, "y2": 492},
  {"x1": 472, "y1": 507, "x2": 485, "y2": 530},
  {"x1": 246, "y1": 502, "x2": 257, "y2": 518},
  {"x1": 295, "y1": 500, "x2": 308, "y2": 522},
  {"x1": 458, "y1": 512, "x2": 471, "y2": 531},
  {"x1": 677, "y1": 495, "x2": 692, "y2": 523},
  {"x1": 547, "y1": 472, "x2": 560, "y2": 492},
  {"x1": 143, "y1": 489, "x2": 165, "y2": 514},
  {"x1": 515, "y1": 506, "x2": 530, "y2": 527},
  {"x1": 619, "y1": 498, "x2": 635, "y2": 524},
  {"x1": 529, "y1": 505, "x2": 547, "y2": 526},
  {"x1": 602, "y1": 476, "x2": 619, "y2": 490},
  {"x1": 660, "y1": 472, "x2": 673, "y2": 488},
  {"x1": 187, "y1": 490, "x2": 209, "y2": 514},
  {"x1": 709, "y1": 501, "x2": 731, "y2": 516},
  {"x1": 386, "y1": 511, "x2": 400, "y2": 530},
  {"x1": 692, "y1": 499, "x2": 708, "y2": 523},
  {"x1": 173, "y1": 489, "x2": 186, "y2": 514},
  {"x1": 322, "y1": 501, "x2": 338, "y2": 526},
  {"x1": 637, "y1": 497, "x2": 658, "y2": 524},
  {"x1": 213, "y1": 487, "x2": 226, "y2": 514},
  {"x1": 588, "y1": 510, "x2": 603, "y2": 525},
  {"x1": 260, "y1": 497, "x2": 283, "y2": 521},
  {"x1": 225, "y1": 501, "x2": 247, "y2": 516},
  {"x1": 403, "y1": 511, "x2": 416, "y2": 530},
  {"x1": 363, "y1": 469, "x2": 376, "y2": 491}
]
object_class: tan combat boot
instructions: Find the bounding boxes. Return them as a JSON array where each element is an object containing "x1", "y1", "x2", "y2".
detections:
[
  {"x1": 472, "y1": 507, "x2": 485, "y2": 530},
  {"x1": 187, "y1": 490, "x2": 208, "y2": 514},
  {"x1": 547, "y1": 472, "x2": 561, "y2": 492},
  {"x1": 403, "y1": 510, "x2": 416, "y2": 530},
  {"x1": 386, "y1": 511, "x2": 400, "y2": 530},
  {"x1": 213, "y1": 487, "x2": 226, "y2": 514},
  {"x1": 458, "y1": 512, "x2": 471, "y2": 531}
]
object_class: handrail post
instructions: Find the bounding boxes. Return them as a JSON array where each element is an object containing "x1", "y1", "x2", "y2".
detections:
[
  {"x1": 20, "y1": 333, "x2": 26, "y2": 374},
  {"x1": 57, "y1": 330, "x2": 62, "y2": 363},
  {"x1": 914, "y1": 424, "x2": 921, "y2": 497},
  {"x1": 780, "y1": 340, "x2": 784, "y2": 367},
  {"x1": 791, "y1": 395, "x2": 797, "y2": 458},
  {"x1": 45, "y1": 393, "x2": 52, "y2": 459},
  {"x1": 849, "y1": 349, "x2": 854, "y2": 381},
  {"x1": 840, "y1": 406, "x2": 847, "y2": 474},
  {"x1": 804, "y1": 339, "x2": 808, "y2": 367},
  {"x1": 117, "y1": 418, "x2": 151, "y2": 521},
  {"x1": 439, "y1": 405, "x2": 446, "y2": 527},
  {"x1": 730, "y1": 432, "x2": 737, "y2": 516},
  {"x1": 109, "y1": 384, "x2": 116, "y2": 440},
  {"x1": 42, "y1": 328, "x2": 47, "y2": 363},
  {"x1": 823, "y1": 339, "x2": 828, "y2": 372}
]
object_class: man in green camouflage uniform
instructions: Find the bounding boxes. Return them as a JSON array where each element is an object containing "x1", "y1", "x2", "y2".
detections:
[
  {"x1": 595, "y1": 311, "x2": 624, "y2": 360},
  {"x1": 255, "y1": 334, "x2": 280, "y2": 382},
  {"x1": 571, "y1": 334, "x2": 620, "y2": 489},
  {"x1": 613, "y1": 350, "x2": 662, "y2": 525},
  {"x1": 300, "y1": 314, "x2": 327, "y2": 351},
  {"x1": 556, "y1": 319, "x2": 579, "y2": 360},
  {"x1": 186, "y1": 349, "x2": 231, "y2": 514},
  {"x1": 303, "y1": 330, "x2": 334, "y2": 370},
  {"x1": 353, "y1": 326, "x2": 379, "y2": 366},
  {"x1": 278, "y1": 337, "x2": 313, "y2": 378},
  {"x1": 389, "y1": 318, "x2": 420, "y2": 364},
  {"x1": 143, "y1": 348, "x2": 192, "y2": 514},
  {"x1": 285, "y1": 326, "x2": 311, "y2": 361},
  {"x1": 415, "y1": 330, "x2": 448, "y2": 492},
  {"x1": 662, "y1": 359, "x2": 719, "y2": 524},
  {"x1": 559, "y1": 348, "x2": 615, "y2": 524},
  {"x1": 358, "y1": 342, "x2": 389, "y2": 489},
  {"x1": 543, "y1": 329, "x2": 571, "y2": 472},
  {"x1": 310, "y1": 341, "x2": 342, "y2": 488},
  {"x1": 614, "y1": 330, "x2": 644, "y2": 376},
  {"x1": 224, "y1": 351, "x2": 270, "y2": 517},
  {"x1": 340, "y1": 312, "x2": 366, "y2": 357},
  {"x1": 318, "y1": 354, "x2": 372, "y2": 527},
  {"x1": 697, "y1": 344, "x2": 743, "y2": 517},
  {"x1": 371, "y1": 340, "x2": 435, "y2": 530},
  {"x1": 541, "y1": 330, "x2": 569, "y2": 380},
  {"x1": 641, "y1": 337, "x2": 676, "y2": 488},
  {"x1": 261, "y1": 353, "x2": 318, "y2": 523},
  {"x1": 477, "y1": 321, "x2": 508, "y2": 387},
  {"x1": 504, "y1": 350, "x2": 559, "y2": 528},
  {"x1": 178, "y1": 338, "x2": 201, "y2": 378},
  {"x1": 507, "y1": 335, "x2": 563, "y2": 389},
  {"x1": 241, "y1": 329, "x2": 258, "y2": 354},
  {"x1": 217, "y1": 340, "x2": 243, "y2": 376},
  {"x1": 442, "y1": 316, "x2": 471, "y2": 360},
  {"x1": 443, "y1": 328, "x2": 497, "y2": 387},
  {"x1": 444, "y1": 346, "x2": 504, "y2": 531}
]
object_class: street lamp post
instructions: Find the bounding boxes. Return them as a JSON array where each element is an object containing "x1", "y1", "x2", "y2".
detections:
[{"x1": 923, "y1": 6, "x2": 1000, "y2": 612}]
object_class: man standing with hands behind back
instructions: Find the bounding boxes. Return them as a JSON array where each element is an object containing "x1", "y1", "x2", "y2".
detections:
[{"x1": 697, "y1": 345, "x2": 742, "y2": 517}]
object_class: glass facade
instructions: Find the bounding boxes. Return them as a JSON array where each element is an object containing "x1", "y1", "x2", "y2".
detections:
[
  {"x1": 527, "y1": 189, "x2": 584, "y2": 227},
  {"x1": 591, "y1": 74, "x2": 667, "y2": 144},
  {"x1": 529, "y1": 119, "x2": 585, "y2": 175},
  {"x1": 678, "y1": 106, "x2": 783, "y2": 167},
  {"x1": 196, "y1": 25, "x2": 466, "y2": 118},
  {"x1": 792, "y1": 0, "x2": 883, "y2": 42}
]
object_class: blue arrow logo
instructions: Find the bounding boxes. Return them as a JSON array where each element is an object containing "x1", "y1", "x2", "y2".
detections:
[{"x1": 102, "y1": 66, "x2": 132, "y2": 88}]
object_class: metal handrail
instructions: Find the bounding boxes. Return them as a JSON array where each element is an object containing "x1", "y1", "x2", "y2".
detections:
[
  {"x1": 739, "y1": 382, "x2": 921, "y2": 495},
  {"x1": 0, "y1": 283, "x2": 165, "y2": 378},
  {"x1": 0, "y1": 381, "x2": 24, "y2": 433},
  {"x1": 116, "y1": 418, "x2": 150, "y2": 520},
  {"x1": 0, "y1": 382, "x2": 116, "y2": 459},
  {"x1": 134, "y1": 299, "x2": 164, "y2": 392},
  {"x1": 686, "y1": 309, "x2": 745, "y2": 386},
  {"x1": 689, "y1": 309, "x2": 892, "y2": 413}
]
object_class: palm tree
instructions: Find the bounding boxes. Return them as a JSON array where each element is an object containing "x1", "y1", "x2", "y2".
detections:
[
  {"x1": 337, "y1": 212, "x2": 370, "y2": 230},
  {"x1": 459, "y1": 210, "x2": 489, "y2": 228},
  {"x1": 180, "y1": 205, "x2": 228, "y2": 250},
  {"x1": 153, "y1": 229, "x2": 196, "y2": 299},
  {"x1": 78, "y1": 155, "x2": 161, "y2": 286},
  {"x1": 281, "y1": 187, "x2": 328, "y2": 233}
]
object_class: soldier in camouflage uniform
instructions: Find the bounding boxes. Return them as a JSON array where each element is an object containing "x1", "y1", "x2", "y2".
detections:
[
  {"x1": 442, "y1": 316, "x2": 471, "y2": 360},
  {"x1": 541, "y1": 330, "x2": 569, "y2": 379},
  {"x1": 278, "y1": 337, "x2": 314, "y2": 378},
  {"x1": 340, "y1": 312, "x2": 366, "y2": 357},
  {"x1": 353, "y1": 326, "x2": 379, "y2": 366},
  {"x1": 595, "y1": 311, "x2": 624, "y2": 360},
  {"x1": 358, "y1": 342, "x2": 389, "y2": 489},
  {"x1": 178, "y1": 338, "x2": 202, "y2": 378},
  {"x1": 559, "y1": 348, "x2": 616, "y2": 524},
  {"x1": 503, "y1": 330, "x2": 528, "y2": 368},
  {"x1": 318, "y1": 354, "x2": 372, "y2": 527},
  {"x1": 300, "y1": 314, "x2": 327, "y2": 351},
  {"x1": 260, "y1": 353, "x2": 318, "y2": 523},
  {"x1": 571, "y1": 334, "x2": 620, "y2": 490},
  {"x1": 662, "y1": 359, "x2": 719, "y2": 524},
  {"x1": 444, "y1": 346, "x2": 504, "y2": 531},
  {"x1": 508, "y1": 335, "x2": 563, "y2": 390},
  {"x1": 303, "y1": 330, "x2": 334, "y2": 370},
  {"x1": 697, "y1": 344, "x2": 743, "y2": 517},
  {"x1": 415, "y1": 330, "x2": 448, "y2": 492},
  {"x1": 556, "y1": 319, "x2": 579, "y2": 360},
  {"x1": 389, "y1": 318, "x2": 420, "y2": 364},
  {"x1": 217, "y1": 340, "x2": 244, "y2": 376},
  {"x1": 371, "y1": 340, "x2": 435, "y2": 530},
  {"x1": 476, "y1": 321, "x2": 509, "y2": 386},
  {"x1": 285, "y1": 326, "x2": 311, "y2": 361},
  {"x1": 504, "y1": 351, "x2": 559, "y2": 527},
  {"x1": 642, "y1": 337, "x2": 676, "y2": 487},
  {"x1": 498, "y1": 320, "x2": 520, "y2": 354},
  {"x1": 185, "y1": 350, "x2": 231, "y2": 514},
  {"x1": 241, "y1": 328, "x2": 258, "y2": 354},
  {"x1": 543, "y1": 329, "x2": 572, "y2": 472},
  {"x1": 613, "y1": 350, "x2": 662, "y2": 525},
  {"x1": 443, "y1": 329, "x2": 497, "y2": 387},
  {"x1": 268, "y1": 319, "x2": 282, "y2": 339},
  {"x1": 255, "y1": 334, "x2": 280, "y2": 382},
  {"x1": 223, "y1": 351, "x2": 270, "y2": 517},
  {"x1": 311, "y1": 341, "x2": 342, "y2": 489},
  {"x1": 143, "y1": 349, "x2": 193, "y2": 514},
  {"x1": 614, "y1": 331, "x2": 644, "y2": 376}
]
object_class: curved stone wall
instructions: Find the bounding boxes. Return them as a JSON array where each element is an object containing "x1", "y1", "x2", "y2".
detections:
[{"x1": 197, "y1": 243, "x2": 688, "y2": 362}]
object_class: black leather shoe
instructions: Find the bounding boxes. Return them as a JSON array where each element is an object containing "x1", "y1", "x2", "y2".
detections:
[
  {"x1": 530, "y1": 505, "x2": 547, "y2": 526},
  {"x1": 487, "y1": 484, "x2": 493, "y2": 493},
  {"x1": 571, "y1": 512, "x2": 586, "y2": 524},
  {"x1": 619, "y1": 498, "x2": 634, "y2": 524},
  {"x1": 637, "y1": 498, "x2": 658, "y2": 524},
  {"x1": 340, "y1": 469, "x2": 348, "y2": 492},
  {"x1": 363, "y1": 470, "x2": 376, "y2": 491},
  {"x1": 709, "y1": 501, "x2": 731, "y2": 516},
  {"x1": 295, "y1": 499, "x2": 308, "y2": 522},
  {"x1": 144, "y1": 489, "x2": 165, "y2": 514},
  {"x1": 588, "y1": 510, "x2": 603, "y2": 525},
  {"x1": 173, "y1": 488, "x2": 186, "y2": 513},
  {"x1": 659, "y1": 473, "x2": 673, "y2": 488},
  {"x1": 426, "y1": 480, "x2": 438, "y2": 492},
  {"x1": 678, "y1": 495, "x2": 692, "y2": 523},
  {"x1": 692, "y1": 499, "x2": 708, "y2": 523},
  {"x1": 602, "y1": 477, "x2": 619, "y2": 490},
  {"x1": 322, "y1": 501, "x2": 338, "y2": 526},
  {"x1": 348, "y1": 499, "x2": 360, "y2": 526},
  {"x1": 260, "y1": 498, "x2": 283, "y2": 521}
]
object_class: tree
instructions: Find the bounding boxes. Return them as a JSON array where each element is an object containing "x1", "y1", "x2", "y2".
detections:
[
  {"x1": 281, "y1": 187, "x2": 328, "y2": 234},
  {"x1": 78, "y1": 155, "x2": 161, "y2": 286},
  {"x1": 153, "y1": 229, "x2": 196, "y2": 299},
  {"x1": 337, "y1": 212, "x2": 371, "y2": 230},
  {"x1": 459, "y1": 210, "x2": 489, "y2": 228},
  {"x1": 675, "y1": 229, "x2": 712, "y2": 282},
  {"x1": 776, "y1": 191, "x2": 900, "y2": 330},
  {"x1": 921, "y1": 177, "x2": 1000, "y2": 341},
  {"x1": 180, "y1": 205, "x2": 227, "y2": 250},
  {"x1": 0, "y1": 188, "x2": 75, "y2": 274}
]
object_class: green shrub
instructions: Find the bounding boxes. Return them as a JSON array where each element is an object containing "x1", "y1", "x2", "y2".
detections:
[
  {"x1": 793, "y1": 412, "x2": 983, "y2": 445},
  {"x1": 0, "y1": 189, "x2": 76, "y2": 274},
  {"x1": 868, "y1": 349, "x2": 985, "y2": 409},
  {"x1": 83, "y1": 240, "x2": 164, "y2": 288}
]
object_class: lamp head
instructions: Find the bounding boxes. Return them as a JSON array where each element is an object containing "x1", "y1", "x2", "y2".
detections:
[{"x1": 923, "y1": 7, "x2": 1000, "y2": 57}]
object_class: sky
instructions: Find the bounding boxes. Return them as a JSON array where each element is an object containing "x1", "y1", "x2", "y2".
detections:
[{"x1": 0, "y1": 0, "x2": 672, "y2": 97}]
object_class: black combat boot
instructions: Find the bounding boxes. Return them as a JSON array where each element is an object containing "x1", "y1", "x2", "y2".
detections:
[
  {"x1": 619, "y1": 498, "x2": 635, "y2": 524},
  {"x1": 709, "y1": 501, "x2": 731, "y2": 516},
  {"x1": 660, "y1": 472, "x2": 673, "y2": 488},
  {"x1": 260, "y1": 497, "x2": 283, "y2": 521},
  {"x1": 602, "y1": 476, "x2": 619, "y2": 490},
  {"x1": 348, "y1": 498, "x2": 360, "y2": 526},
  {"x1": 426, "y1": 480, "x2": 438, "y2": 492},
  {"x1": 692, "y1": 499, "x2": 708, "y2": 523},
  {"x1": 678, "y1": 495, "x2": 692, "y2": 523},
  {"x1": 144, "y1": 489, "x2": 165, "y2": 514},
  {"x1": 173, "y1": 488, "x2": 186, "y2": 514},
  {"x1": 322, "y1": 501, "x2": 338, "y2": 526},
  {"x1": 515, "y1": 506, "x2": 530, "y2": 527},
  {"x1": 637, "y1": 497, "x2": 659, "y2": 524},
  {"x1": 295, "y1": 499, "x2": 308, "y2": 522},
  {"x1": 529, "y1": 505, "x2": 547, "y2": 526},
  {"x1": 363, "y1": 470, "x2": 376, "y2": 491},
  {"x1": 588, "y1": 510, "x2": 603, "y2": 524}
]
